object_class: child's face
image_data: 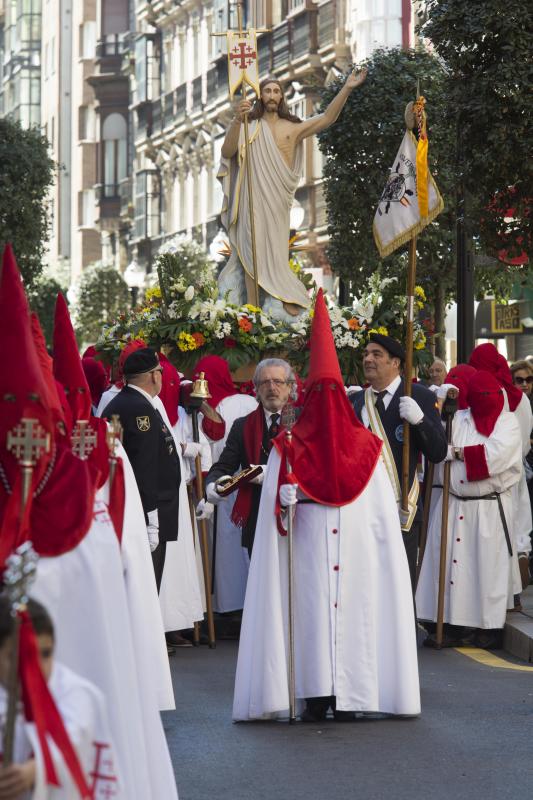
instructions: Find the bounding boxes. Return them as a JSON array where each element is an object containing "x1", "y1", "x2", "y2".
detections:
[{"x1": 0, "y1": 632, "x2": 54, "y2": 687}]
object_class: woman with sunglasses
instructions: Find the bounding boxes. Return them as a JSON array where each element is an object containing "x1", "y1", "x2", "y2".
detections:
[{"x1": 511, "y1": 360, "x2": 533, "y2": 576}]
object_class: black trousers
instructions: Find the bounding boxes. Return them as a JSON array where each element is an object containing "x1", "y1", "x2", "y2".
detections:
[
  {"x1": 152, "y1": 540, "x2": 167, "y2": 594},
  {"x1": 403, "y1": 521, "x2": 420, "y2": 594}
]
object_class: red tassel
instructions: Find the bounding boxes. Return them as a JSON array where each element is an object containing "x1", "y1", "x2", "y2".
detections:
[{"x1": 18, "y1": 611, "x2": 92, "y2": 798}]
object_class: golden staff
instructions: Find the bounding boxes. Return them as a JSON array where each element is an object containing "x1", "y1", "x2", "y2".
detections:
[
  {"x1": 3, "y1": 420, "x2": 50, "y2": 766},
  {"x1": 213, "y1": 0, "x2": 267, "y2": 307},
  {"x1": 189, "y1": 373, "x2": 216, "y2": 649}
]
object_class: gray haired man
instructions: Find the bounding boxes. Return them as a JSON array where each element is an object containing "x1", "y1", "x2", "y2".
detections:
[{"x1": 203, "y1": 358, "x2": 296, "y2": 553}]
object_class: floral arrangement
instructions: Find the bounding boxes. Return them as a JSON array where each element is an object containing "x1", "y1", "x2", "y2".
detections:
[{"x1": 96, "y1": 236, "x2": 432, "y2": 381}]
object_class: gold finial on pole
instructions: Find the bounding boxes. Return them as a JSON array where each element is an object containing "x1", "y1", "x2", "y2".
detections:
[{"x1": 71, "y1": 420, "x2": 98, "y2": 461}]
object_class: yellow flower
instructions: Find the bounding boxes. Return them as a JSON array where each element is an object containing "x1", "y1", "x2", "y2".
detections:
[
  {"x1": 414, "y1": 286, "x2": 426, "y2": 302},
  {"x1": 177, "y1": 332, "x2": 197, "y2": 352},
  {"x1": 414, "y1": 333, "x2": 427, "y2": 350},
  {"x1": 243, "y1": 303, "x2": 260, "y2": 313},
  {"x1": 145, "y1": 287, "x2": 162, "y2": 301},
  {"x1": 368, "y1": 326, "x2": 388, "y2": 336}
]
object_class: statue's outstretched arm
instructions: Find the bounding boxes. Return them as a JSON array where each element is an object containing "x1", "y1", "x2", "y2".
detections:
[{"x1": 295, "y1": 68, "x2": 367, "y2": 142}]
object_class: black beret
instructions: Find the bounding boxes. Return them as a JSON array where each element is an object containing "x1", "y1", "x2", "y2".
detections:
[
  {"x1": 123, "y1": 347, "x2": 159, "y2": 377},
  {"x1": 368, "y1": 333, "x2": 405, "y2": 362}
]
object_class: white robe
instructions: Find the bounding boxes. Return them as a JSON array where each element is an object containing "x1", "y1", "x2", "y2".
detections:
[
  {"x1": 233, "y1": 451, "x2": 420, "y2": 720},
  {"x1": 416, "y1": 408, "x2": 522, "y2": 629},
  {"x1": 96, "y1": 385, "x2": 120, "y2": 417},
  {"x1": 31, "y1": 499, "x2": 179, "y2": 800},
  {"x1": 0, "y1": 661, "x2": 122, "y2": 800},
  {"x1": 156, "y1": 399, "x2": 205, "y2": 631},
  {"x1": 505, "y1": 392, "x2": 533, "y2": 553},
  {"x1": 208, "y1": 393, "x2": 257, "y2": 613}
]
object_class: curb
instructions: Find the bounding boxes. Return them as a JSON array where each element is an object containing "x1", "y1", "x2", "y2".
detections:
[{"x1": 504, "y1": 585, "x2": 533, "y2": 663}]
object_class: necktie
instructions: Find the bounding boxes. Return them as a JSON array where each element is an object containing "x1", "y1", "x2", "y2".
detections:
[
  {"x1": 374, "y1": 390, "x2": 387, "y2": 419},
  {"x1": 268, "y1": 413, "x2": 280, "y2": 441}
]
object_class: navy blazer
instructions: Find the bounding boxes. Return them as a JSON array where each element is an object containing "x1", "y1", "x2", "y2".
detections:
[{"x1": 351, "y1": 379, "x2": 447, "y2": 517}]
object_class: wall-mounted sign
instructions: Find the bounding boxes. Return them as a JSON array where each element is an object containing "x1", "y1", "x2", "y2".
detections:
[{"x1": 491, "y1": 302, "x2": 523, "y2": 334}]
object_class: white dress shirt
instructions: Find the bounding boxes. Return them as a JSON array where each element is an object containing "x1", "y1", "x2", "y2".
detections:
[{"x1": 360, "y1": 375, "x2": 402, "y2": 428}]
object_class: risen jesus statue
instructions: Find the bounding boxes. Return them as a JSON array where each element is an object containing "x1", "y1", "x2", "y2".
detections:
[{"x1": 217, "y1": 69, "x2": 367, "y2": 320}]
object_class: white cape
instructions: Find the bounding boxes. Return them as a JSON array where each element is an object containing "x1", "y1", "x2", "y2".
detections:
[
  {"x1": 31, "y1": 498, "x2": 179, "y2": 799},
  {"x1": 233, "y1": 450, "x2": 420, "y2": 720},
  {"x1": 416, "y1": 409, "x2": 522, "y2": 628},
  {"x1": 209, "y1": 393, "x2": 257, "y2": 613}
]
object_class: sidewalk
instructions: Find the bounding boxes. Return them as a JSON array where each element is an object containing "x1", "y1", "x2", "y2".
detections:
[{"x1": 504, "y1": 584, "x2": 533, "y2": 662}]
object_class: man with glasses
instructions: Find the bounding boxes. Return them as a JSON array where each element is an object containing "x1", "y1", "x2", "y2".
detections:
[
  {"x1": 102, "y1": 348, "x2": 181, "y2": 596},
  {"x1": 203, "y1": 358, "x2": 295, "y2": 554}
]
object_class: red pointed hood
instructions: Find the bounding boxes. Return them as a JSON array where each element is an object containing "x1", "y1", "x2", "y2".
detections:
[
  {"x1": 0, "y1": 245, "x2": 53, "y2": 485},
  {"x1": 193, "y1": 355, "x2": 237, "y2": 410},
  {"x1": 274, "y1": 289, "x2": 382, "y2": 507},
  {"x1": 467, "y1": 370, "x2": 505, "y2": 436},
  {"x1": 445, "y1": 364, "x2": 477, "y2": 410},
  {"x1": 31, "y1": 313, "x2": 66, "y2": 429},
  {"x1": 468, "y1": 342, "x2": 522, "y2": 412},
  {"x1": 158, "y1": 353, "x2": 181, "y2": 427},
  {"x1": 53, "y1": 294, "x2": 92, "y2": 422}
]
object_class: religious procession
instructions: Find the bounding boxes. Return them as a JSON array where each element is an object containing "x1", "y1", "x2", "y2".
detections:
[{"x1": 0, "y1": 0, "x2": 531, "y2": 798}]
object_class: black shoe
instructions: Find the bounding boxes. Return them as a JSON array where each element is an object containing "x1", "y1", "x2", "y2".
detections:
[
  {"x1": 301, "y1": 696, "x2": 333, "y2": 722},
  {"x1": 333, "y1": 710, "x2": 357, "y2": 722},
  {"x1": 474, "y1": 629, "x2": 503, "y2": 650}
]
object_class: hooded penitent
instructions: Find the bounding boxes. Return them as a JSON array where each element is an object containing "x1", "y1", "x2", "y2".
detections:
[
  {"x1": 193, "y1": 355, "x2": 237, "y2": 410},
  {"x1": 273, "y1": 289, "x2": 382, "y2": 528},
  {"x1": 468, "y1": 342, "x2": 522, "y2": 412},
  {"x1": 445, "y1": 363, "x2": 477, "y2": 410},
  {"x1": 82, "y1": 357, "x2": 109, "y2": 409},
  {"x1": 158, "y1": 352, "x2": 181, "y2": 427},
  {"x1": 0, "y1": 245, "x2": 95, "y2": 566},
  {"x1": 467, "y1": 370, "x2": 505, "y2": 437}
]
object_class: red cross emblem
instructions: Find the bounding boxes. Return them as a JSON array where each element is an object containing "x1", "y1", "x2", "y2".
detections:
[{"x1": 230, "y1": 42, "x2": 256, "y2": 70}]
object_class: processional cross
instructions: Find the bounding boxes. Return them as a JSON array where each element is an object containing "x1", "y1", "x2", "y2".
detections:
[
  {"x1": 71, "y1": 420, "x2": 98, "y2": 460},
  {"x1": 7, "y1": 419, "x2": 50, "y2": 504}
]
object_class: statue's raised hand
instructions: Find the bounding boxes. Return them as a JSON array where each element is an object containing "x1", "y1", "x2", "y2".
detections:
[{"x1": 345, "y1": 67, "x2": 367, "y2": 90}]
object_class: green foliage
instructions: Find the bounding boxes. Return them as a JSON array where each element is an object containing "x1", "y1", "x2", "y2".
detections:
[
  {"x1": 421, "y1": 0, "x2": 532, "y2": 260},
  {"x1": 156, "y1": 236, "x2": 217, "y2": 307},
  {"x1": 318, "y1": 48, "x2": 458, "y2": 314},
  {"x1": 27, "y1": 276, "x2": 66, "y2": 346},
  {"x1": 75, "y1": 264, "x2": 131, "y2": 345},
  {"x1": 0, "y1": 118, "x2": 55, "y2": 288}
]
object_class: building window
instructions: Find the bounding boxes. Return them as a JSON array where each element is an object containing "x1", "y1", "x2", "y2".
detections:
[
  {"x1": 80, "y1": 21, "x2": 96, "y2": 60},
  {"x1": 80, "y1": 189, "x2": 96, "y2": 228},
  {"x1": 79, "y1": 105, "x2": 96, "y2": 141},
  {"x1": 134, "y1": 170, "x2": 160, "y2": 239},
  {"x1": 102, "y1": 113, "x2": 127, "y2": 196},
  {"x1": 134, "y1": 35, "x2": 160, "y2": 103}
]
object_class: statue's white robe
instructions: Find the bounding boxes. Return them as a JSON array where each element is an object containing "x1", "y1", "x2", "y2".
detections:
[
  {"x1": 31, "y1": 499, "x2": 179, "y2": 799},
  {"x1": 218, "y1": 119, "x2": 310, "y2": 313},
  {"x1": 207, "y1": 393, "x2": 257, "y2": 613},
  {"x1": 416, "y1": 409, "x2": 522, "y2": 629},
  {"x1": 0, "y1": 661, "x2": 123, "y2": 799},
  {"x1": 233, "y1": 451, "x2": 420, "y2": 720}
]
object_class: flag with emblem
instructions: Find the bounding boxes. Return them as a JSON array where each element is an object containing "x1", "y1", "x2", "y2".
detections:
[
  {"x1": 227, "y1": 30, "x2": 260, "y2": 99},
  {"x1": 373, "y1": 106, "x2": 444, "y2": 258}
]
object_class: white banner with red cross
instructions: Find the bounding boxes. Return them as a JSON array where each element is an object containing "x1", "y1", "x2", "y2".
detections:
[{"x1": 227, "y1": 30, "x2": 260, "y2": 99}]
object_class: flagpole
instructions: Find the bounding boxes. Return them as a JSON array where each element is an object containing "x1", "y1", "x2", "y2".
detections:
[
  {"x1": 400, "y1": 235, "x2": 416, "y2": 524},
  {"x1": 235, "y1": 1, "x2": 260, "y2": 308}
]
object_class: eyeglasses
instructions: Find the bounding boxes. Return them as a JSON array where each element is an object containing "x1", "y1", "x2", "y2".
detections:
[
  {"x1": 258, "y1": 378, "x2": 289, "y2": 388},
  {"x1": 514, "y1": 376, "x2": 533, "y2": 385}
]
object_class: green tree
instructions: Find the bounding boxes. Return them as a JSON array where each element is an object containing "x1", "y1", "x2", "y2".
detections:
[
  {"x1": 0, "y1": 118, "x2": 56, "y2": 288},
  {"x1": 75, "y1": 263, "x2": 131, "y2": 344},
  {"x1": 27, "y1": 276, "x2": 66, "y2": 346},
  {"x1": 420, "y1": 0, "x2": 532, "y2": 262},
  {"x1": 318, "y1": 47, "x2": 526, "y2": 357}
]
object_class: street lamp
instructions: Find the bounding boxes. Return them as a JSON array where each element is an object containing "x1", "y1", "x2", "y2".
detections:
[{"x1": 123, "y1": 258, "x2": 145, "y2": 306}]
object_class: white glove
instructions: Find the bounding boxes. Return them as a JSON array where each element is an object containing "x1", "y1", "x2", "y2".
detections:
[
  {"x1": 345, "y1": 385, "x2": 363, "y2": 396},
  {"x1": 182, "y1": 441, "x2": 203, "y2": 458},
  {"x1": 147, "y1": 525, "x2": 159, "y2": 552},
  {"x1": 399, "y1": 396, "x2": 424, "y2": 425},
  {"x1": 279, "y1": 483, "x2": 298, "y2": 507},
  {"x1": 206, "y1": 480, "x2": 228, "y2": 504},
  {"x1": 196, "y1": 498, "x2": 214, "y2": 520},
  {"x1": 248, "y1": 465, "x2": 265, "y2": 486},
  {"x1": 436, "y1": 383, "x2": 459, "y2": 401}
]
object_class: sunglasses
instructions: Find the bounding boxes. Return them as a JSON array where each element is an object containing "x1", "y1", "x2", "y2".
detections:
[{"x1": 514, "y1": 376, "x2": 533, "y2": 385}]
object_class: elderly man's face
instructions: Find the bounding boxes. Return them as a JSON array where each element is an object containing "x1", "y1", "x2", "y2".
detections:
[
  {"x1": 429, "y1": 361, "x2": 447, "y2": 386},
  {"x1": 256, "y1": 366, "x2": 292, "y2": 412}
]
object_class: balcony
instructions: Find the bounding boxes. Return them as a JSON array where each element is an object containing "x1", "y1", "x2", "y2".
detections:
[
  {"x1": 135, "y1": 101, "x2": 152, "y2": 140},
  {"x1": 95, "y1": 184, "x2": 121, "y2": 222},
  {"x1": 272, "y1": 21, "x2": 290, "y2": 71},
  {"x1": 318, "y1": 1, "x2": 335, "y2": 49},
  {"x1": 192, "y1": 75, "x2": 203, "y2": 110},
  {"x1": 175, "y1": 83, "x2": 187, "y2": 122},
  {"x1": 119, "y1": 177, "x2": 133, "y2": 219},
  {"x1": 95, "y1": 34, "x2": 127, "y2": 75},
  {"x1": 151, "y1": 98, "x2": 162, "y2": 134},
  {"x1": 162, "y1": 91, "x2": 174, "y2": 128}
]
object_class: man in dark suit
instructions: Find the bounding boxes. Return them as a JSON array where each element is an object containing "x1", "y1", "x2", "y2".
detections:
[
  {"x1": 203, "y1": 358, "x2": 295, "y2": 554},
  {"x1": 351, "y1": 334, "x2": 447, "y2": 589},
  {"x1": 102, "y1": 348, "x2": 181, "y2": 595}
]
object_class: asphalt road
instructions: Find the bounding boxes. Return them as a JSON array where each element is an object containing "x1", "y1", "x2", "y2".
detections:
[{"x1": 162, "y1": 640, "x2": 533, "y2": 800}]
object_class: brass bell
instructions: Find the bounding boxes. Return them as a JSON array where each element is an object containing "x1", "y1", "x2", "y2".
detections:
[{"x1": 190, "y1": 372, "x2": 211, "y2": 399}]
